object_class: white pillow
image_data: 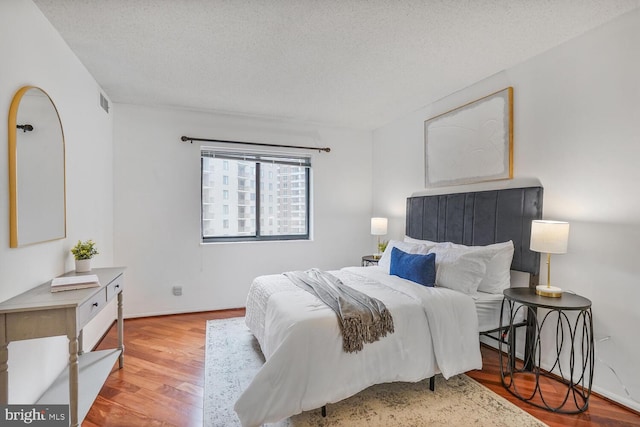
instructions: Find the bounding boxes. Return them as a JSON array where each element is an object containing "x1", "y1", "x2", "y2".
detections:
[
  {"x1": 428, "y1": 246, "x2": 493, "y2": 297},
  {"x1": 378, "y1": 240, "x2": 434, "y2": 273},
  {"x1": 446, "y1": 241, "x2": 514, "y2": 294},
  {"x1": 404, "y1": 235, "x2": 440, "y2": 247}
]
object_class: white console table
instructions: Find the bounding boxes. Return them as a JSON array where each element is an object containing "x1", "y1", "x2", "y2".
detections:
[{"x1": 0, "y1": 267, "x2": 125, "y2": 427}]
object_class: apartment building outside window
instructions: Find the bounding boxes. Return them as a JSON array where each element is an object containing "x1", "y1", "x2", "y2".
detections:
[{"x1": 201, "y1": 149, "x2": 310, "y2": 242}]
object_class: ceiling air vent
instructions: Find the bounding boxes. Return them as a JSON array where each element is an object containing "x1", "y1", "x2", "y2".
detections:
[{"x1": 99, "y1": 92, "x2": 110, "y2": 113}]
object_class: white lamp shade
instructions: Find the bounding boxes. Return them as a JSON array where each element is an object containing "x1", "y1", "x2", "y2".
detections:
[
  {"x1": 530, "y1": 220, "x2": 570, "y2": 254},
  {"x1": 371, "y1": 217, "x2": 388, "y2": 235}
]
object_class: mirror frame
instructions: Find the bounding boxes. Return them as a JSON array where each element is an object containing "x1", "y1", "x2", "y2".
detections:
[{"x1": 8, "y1": 86, "x2": 67, "y2": 247}]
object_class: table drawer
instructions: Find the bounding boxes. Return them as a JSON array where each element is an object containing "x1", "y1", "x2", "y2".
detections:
[
  {"x1": 106, "y1": 275, "x2": 124, "y2": 301},
  {"x1": 78, "y1": 289, "x2": 107, "y2": 327}
]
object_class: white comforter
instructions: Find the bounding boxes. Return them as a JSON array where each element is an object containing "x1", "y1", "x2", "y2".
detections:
[{"x1": 235, "y1": 266, "x2": 482, "y2": 427}]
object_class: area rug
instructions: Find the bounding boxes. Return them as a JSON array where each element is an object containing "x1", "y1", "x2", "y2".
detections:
[{"x1": 204, "y1": 317, "x2": 547, "y2": 427}]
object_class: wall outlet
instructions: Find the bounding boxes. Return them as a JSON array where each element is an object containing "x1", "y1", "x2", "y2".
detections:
[{"x1": 172, "y1": 285, "x2": 182, "y2": 296}]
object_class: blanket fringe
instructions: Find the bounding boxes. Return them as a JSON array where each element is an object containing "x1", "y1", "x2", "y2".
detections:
[{"x1": 341, "y1": 308, "x2": 394, "y2": 353}]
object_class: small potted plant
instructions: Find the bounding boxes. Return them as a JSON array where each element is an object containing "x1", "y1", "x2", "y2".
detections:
[
  {"x1": 71, "y1": 239, "x2": 99, "y2": 273},
  {"x1": 377, "y1": 240, "x2": 388, "y2": 255}
]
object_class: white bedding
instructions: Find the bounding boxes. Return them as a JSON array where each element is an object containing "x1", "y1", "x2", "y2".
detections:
[
  {"x1": 476, "y1": 290, "x2": 524, "y2": 332},
  {"x1": 235, "y1": 266, "x2": 482, "y2": 427}
]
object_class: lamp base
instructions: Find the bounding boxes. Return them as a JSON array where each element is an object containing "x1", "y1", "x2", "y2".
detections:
[{"x1": 536, "y1": 285, "x2": 562, "y2": 298}]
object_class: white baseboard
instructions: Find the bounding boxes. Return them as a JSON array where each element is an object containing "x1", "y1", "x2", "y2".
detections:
[
  {"x1": 591, "y1": 385, "x2": 640, "y2": 413},
  {"x1": 124, "y1": 306, "x2": 243, "y2": 319}
]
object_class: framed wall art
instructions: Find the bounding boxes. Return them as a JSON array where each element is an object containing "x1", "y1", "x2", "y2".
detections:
[{"x1": 424, "y1": 87, "x2": 513, "y2": 187}]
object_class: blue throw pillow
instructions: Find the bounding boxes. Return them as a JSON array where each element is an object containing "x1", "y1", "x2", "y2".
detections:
[{"x1": 389, "y1": 247, "x2": 436, "y2": 287}]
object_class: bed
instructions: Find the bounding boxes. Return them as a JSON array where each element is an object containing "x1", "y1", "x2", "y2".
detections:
[{"x1": 235, "y1": 178, "x2": 543, "y2": 427}]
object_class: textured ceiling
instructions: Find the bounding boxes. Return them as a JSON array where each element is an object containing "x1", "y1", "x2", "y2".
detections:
[{"x1": 33, "y1": 0, "x2": 639, "y2": 130}]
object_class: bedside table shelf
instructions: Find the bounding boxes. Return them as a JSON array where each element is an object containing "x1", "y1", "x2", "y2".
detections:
[{"x1": 361, "y1": 255, "x2": 380, "y2": 266}]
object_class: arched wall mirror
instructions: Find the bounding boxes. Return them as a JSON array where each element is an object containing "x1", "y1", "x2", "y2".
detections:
[{"x1": 8, "y1": 86, "x2": 66, "y2": 247}]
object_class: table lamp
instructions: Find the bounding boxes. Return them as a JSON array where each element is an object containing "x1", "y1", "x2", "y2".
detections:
[
  {"x1": 371, "y1": 217, "x2": 388, "y2": 259},
  {"x1": 530, "y1": 220, "x2": 570, "y2": 297}
]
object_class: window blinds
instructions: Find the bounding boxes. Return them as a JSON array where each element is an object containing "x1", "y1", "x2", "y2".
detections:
[{"x1": 201, "y1": 150, "x2": 311, "y2": 168}]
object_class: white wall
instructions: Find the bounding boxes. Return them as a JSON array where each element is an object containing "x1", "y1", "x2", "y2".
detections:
[
  {"x1": 0, "y1": 0, "x2": 115, "y2": 403},
  {"x1": 113, "y1": 104, "x2": 373, "y2": 316},
  {"x1": 373, "y1": 8, "x2": 640, "y2": 411},
  {"x1": 6, "y1": 0, "x2": 636, "y2": 412}
]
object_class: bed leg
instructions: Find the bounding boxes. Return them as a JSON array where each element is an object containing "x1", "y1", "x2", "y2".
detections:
[
  {"x1": 429, "y1": 376, "x2": 435, "y2": 391},
  {"x1": 321, "y1": 405, "x2": 327, "y2": 417}
]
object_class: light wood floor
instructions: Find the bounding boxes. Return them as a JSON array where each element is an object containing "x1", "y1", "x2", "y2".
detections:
[{"x1": 86, "y1": 310, "x2": 640, "y2": 426}]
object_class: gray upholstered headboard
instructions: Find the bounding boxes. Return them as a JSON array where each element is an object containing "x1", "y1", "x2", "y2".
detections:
[{"x1": 405, "y1": 178, "x2": 543, "y2": 284}]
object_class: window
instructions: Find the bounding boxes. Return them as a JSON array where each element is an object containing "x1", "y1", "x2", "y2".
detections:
[{"x1": 201, "y1": 149, "x2": 311, "y2": 241}]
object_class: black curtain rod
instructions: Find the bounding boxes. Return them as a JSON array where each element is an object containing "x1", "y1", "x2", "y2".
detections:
[{"x1": 180, "y1": 136, "x2": 330, "y2": 153}]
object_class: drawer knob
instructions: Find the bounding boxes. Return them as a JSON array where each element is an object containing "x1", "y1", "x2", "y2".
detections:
[{"x1": 92, "y1": 302, "x2": 99, "y2": 307}]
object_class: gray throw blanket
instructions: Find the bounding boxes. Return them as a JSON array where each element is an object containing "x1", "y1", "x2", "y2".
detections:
[{"x1": 284, "y1": 269, "x2": 394, "y2": 353}]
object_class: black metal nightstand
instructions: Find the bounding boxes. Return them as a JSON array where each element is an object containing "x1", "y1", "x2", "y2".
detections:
[
  {"x1": 361, "y1": 255, "x2": 380, "y2": 266},
  {"x1": 499, "y1": 287, "x2": 594, "y2": 413}
]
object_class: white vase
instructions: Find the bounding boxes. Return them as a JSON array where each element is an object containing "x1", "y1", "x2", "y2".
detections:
[{"x1": 75, "y1": 259, "x2": 91, "y2": 273}]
